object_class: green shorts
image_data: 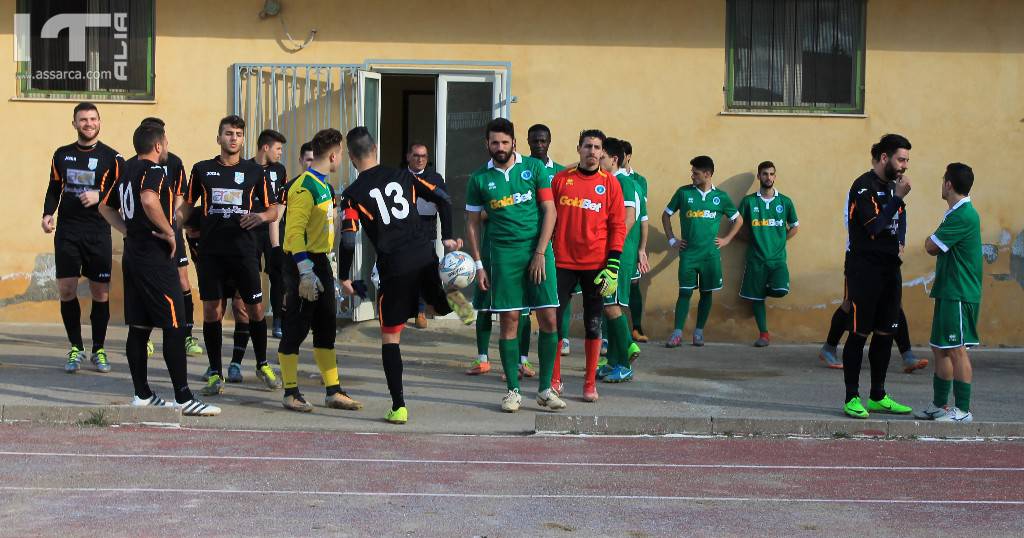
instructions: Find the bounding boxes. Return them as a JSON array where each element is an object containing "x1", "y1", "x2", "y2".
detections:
[
  {"x1": 678, "y1": 254, "x2": 723, "y2": 292},
  {"x1": 604, "y1": 250, "x2": 637, "y2": 307},
  {"x1": 487, "y1": 241, "x2": 558, "y2": 312},
  {"x1": 929, "y1": 299, "x2": 980, "y2": 349},
  {"x1": 739, "y1": 259, "x2": 790, "y2": 301},
  {"x1": 472, "y1": 256, "x2": 492, "y2": 311}
]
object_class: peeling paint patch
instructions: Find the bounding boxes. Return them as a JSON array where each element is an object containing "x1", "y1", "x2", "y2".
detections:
[
  {"x1": 0, "y1": 254, "x2": 59, "y2": 308},
  {"x1": 1011, "y1": 231, "x2": 1024, "y2": 290},
  {"x1": 982, "y1": 244, "x2": 999, "y2": 264},
  {"x1": 903, "y1": 272, "x2": 935, "y2": 293}
]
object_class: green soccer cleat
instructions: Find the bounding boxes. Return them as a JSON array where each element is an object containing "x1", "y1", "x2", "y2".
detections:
[
  {"x1": 844, "y1": 397, "x2": 869, "y2": 419},
  {"x1": 385, "y1": 406, "x2": 408, "y2": 424},
  {"x1": 256, "y1": 363, "x2": 283, "y2": 389},
  {"x1": 64, "y1": 346, "x2": 83, "y2": 373},
  {"x1": 201, "y1": 374, "x2": 224, "y2": 396},
  {"x1": 185, "y1": 336, "x2": 203, "y2": 356},
  {"x1": 90, "y1": 348, "x2": 111, "y2": 373},
  {"x1": 865, "y1": 394, "x2": 912, "y2": 415},
  {"x1": 627, "y1": 342, "x2": 641, "y2": 364}
]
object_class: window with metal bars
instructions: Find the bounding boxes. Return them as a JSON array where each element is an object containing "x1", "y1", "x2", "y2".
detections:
[
  {"x1": 15, "y1": 0, "x2": 154, "y2": 101},
  {"x1": 726, "y1": 0, "x2": 865, "y2": 114}
]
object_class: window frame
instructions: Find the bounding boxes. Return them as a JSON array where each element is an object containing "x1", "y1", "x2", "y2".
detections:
[
  {"x1": 14, "y1": 0, "x2": 156, "y2": 102},
  {"x1": 724, "y1": 0, "x2": 867, "y2": 115}
]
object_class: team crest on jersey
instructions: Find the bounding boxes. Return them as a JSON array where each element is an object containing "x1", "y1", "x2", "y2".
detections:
[
  {"x1": 234, "y1": 172, "x2": 245, "y2": 184},
  {"x1": 270, "y1": 171, "x2": 278, "y2": 182},
  {"x1": 521, "y1": 170, "x2": 533, "y2": 181},
  {"x1": 87, "y1": 158, "x2": 98, "y2": 170},
  {"x1": 776, "y1": 205, "x2": 784, "y2": 213},
  {"x1": 712, "y1": 197, "x2": 720, "y2": 205},
  {"x1": 595, "y1": 184, "x2": 607, "y2": 195}
]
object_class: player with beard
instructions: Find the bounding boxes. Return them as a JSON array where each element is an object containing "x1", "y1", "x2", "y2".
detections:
[
  {"x1": 42, "y1": 102, "x2": 124, "y2": 374},
  {"x1": 839, "y1": 134, "x2": 915, "y2": 419},
  {"x1": 181, "y1": 115, "x2": 280, "y2": 396},
  {"x1": 466, "y1": 119, "x2": 566, "y2": 413},
  {"x1": 737, "y1": 161, "x2": 799, "y2": 347}
]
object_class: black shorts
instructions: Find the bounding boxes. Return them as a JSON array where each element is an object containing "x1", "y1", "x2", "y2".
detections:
[
  {"x1": 174, "y1": 227, "x2": 189, "y2": 268},
  {"x1": 379, "y1": 258, "x2": 451, "y2": 328},
  {"x1": 846, "y1": 257, "x2": 902, "y2": 335},
  {"x1": 54, "y1": 229, "x2": 112, "y2": 282},
  {"x1": 198, "y1": 254, "x2": 263, "y2": 304},
  {"x1": 555, "y1": 266, "x2": 604, "y2": 339},
  {"x1": 123, "y1": 254, "x2": 184, "y2": 329},
  {"x1": 280, "y1": 254, "x2": 336, "y2": 353}
]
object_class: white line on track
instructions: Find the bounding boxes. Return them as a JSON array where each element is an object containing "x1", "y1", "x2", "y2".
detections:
[
  {"x1": 0, "y1": 486, "x2": 1020, "y2": 505},
  {"x1": 0, "y1": 451, "x2": 1020, "y2": 472}
]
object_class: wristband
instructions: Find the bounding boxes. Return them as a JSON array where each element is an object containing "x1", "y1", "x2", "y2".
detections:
[
  {"x1": 669, "y1": 237, "x2": 678, "y2": 247},
  {"x1": 474, "y1": 260, "x2": 484, "y2": 270}
]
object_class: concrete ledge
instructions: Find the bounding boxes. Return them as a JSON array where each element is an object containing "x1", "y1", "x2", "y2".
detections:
[
  {"x1": 1, "y1": 405, "x2": 179, "y2": 425},
  {"x1": 536, "y1": 415, "x2": 1024, "y2": 439}
]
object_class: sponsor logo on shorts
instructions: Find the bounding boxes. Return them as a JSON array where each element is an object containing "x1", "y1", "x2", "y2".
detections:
[
  {"x1": 559, "y1": 195, "x2": 602, "y2": 213},
  {"x1": 685, "y1": 209, "x2": 718, "y2": 219},
  {"x1": 948, "y1": 333, "x2": 957, "y2": 342},
  {"x1": 250, "y1": 292, "x2": 263, "y2": 301},
  {"x1": 489, "y1": 190, "x2": 533, "y2": 209},
  {"x1": 98, "y1": 272, "x2": 111, "y2": 279}
]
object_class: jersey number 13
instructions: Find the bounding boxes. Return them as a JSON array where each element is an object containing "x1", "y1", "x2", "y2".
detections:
[{"x1": 368, "y1": 182, "x2": 410, "y2": 225}]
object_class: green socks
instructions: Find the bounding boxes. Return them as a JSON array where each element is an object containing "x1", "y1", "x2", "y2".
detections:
[
  {"x1": 498, "y1": 339, "x2": 520, "y2": 391},
  {"x1": 537, "y1": 331, "x2": 557, "y2": 392},
  {"x1": 476, "y1": 315, "x2": 492, "y2": 357},
  {"x1": 519, "y1": 312, "x2": 531, "y2": 359},
  {"x1": 629, "y1": 280, "x2": 643, "y2": 330},
  {"x1": 674, "y1": 289, "x2": 693, "y2": 331},
  {"x1": 752, "y1": 301, "x2": 768, "y2": 333},
  {"x1": 933, "y1": 375, "x2": 952, "y2": 408},
  {"x1": 606, "y1": 314, "x2": 632, "y2": 367},
  {"x1": 695, "y1": 291, "x2": 713, "y2": 330},
  {"x1": 953, "y1": 380, "x2": 971, "y2": 412}
]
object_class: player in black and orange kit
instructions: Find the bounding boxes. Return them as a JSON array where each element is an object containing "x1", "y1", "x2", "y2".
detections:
[
  {"x1": 550, "y1": 130, "x2": 626, "y2": 402},
  {"x1": 42, "y1": 102, "x2": 124, "y2": 374},
  {"x1": 98, "y1": 122, "x2": 219, "y2": 416},
  {"x1": 181, "y1": 115, "x2": 281, "y2": 396},
  {"x1": 337, "y1": 127, "x2": 461, "y2": 424}
]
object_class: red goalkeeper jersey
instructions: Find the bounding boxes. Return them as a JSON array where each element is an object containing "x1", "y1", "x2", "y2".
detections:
[{"x1": 551, "y1": 167, "x2": 626, "y2": 270}]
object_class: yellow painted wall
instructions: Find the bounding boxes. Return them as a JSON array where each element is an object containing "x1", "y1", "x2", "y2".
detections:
[{"x1": 1, "y1": 0, "x2": 1022, "y2": 345}]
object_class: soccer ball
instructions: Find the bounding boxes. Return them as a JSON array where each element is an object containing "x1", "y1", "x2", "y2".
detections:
[{"x1": 439, "y1": 251, "x2": 476, "y2": 289}]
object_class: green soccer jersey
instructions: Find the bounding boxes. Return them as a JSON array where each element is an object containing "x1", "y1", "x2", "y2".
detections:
[
  {"x1": 615, "y1": 169, "x2": 645, "y2": 253},
  {"x1": 665, "y1": 184, "x2": 739, "y2": 260},
  {"x1": 631, "y1": 170, "x2": 649, "y2": 203},
  {"x1": 738, "y1": 191, "x2": 798, "y2": 262},
  {"x1": 466, "y1": 153, "x2": 551, "y2": 245},
  {"x1": 541, "y1": 158, "x2": 566, "y2": 181},
  {"x1": 929, "y1": 198, "x2": 982, "y2": 303}
]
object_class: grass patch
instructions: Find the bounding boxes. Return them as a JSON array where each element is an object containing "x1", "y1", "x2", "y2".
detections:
[{"x1": 78, "y1": 409, "x2": 110, "y2": 427}]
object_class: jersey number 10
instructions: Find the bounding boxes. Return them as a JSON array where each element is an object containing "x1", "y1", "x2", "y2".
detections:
[
  {"x1": 368, "y1": 182, "x2": 410, "y2": 225},
  {"x1": 118, "y1": 182, "x2": 135, "y2": 220}
]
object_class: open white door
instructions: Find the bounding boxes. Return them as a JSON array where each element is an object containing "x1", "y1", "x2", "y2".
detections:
[{"x1": 350, "y1": 70, "x2": 382, "y2": 322}]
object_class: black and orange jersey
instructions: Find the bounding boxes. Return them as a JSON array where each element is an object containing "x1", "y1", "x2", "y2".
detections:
[
  {"x1": 43, "y1": 141, "x2": 124, "y2": 230},
  {"x1": 339, "y1": 165, "x2": 452, "y2": 277},
  {"x1": 127, "y1": 152, "x2": 187, "y2": 199},
  {"x1": 846, "y1": 170, "x2": 905, "y2": 265},
  {"x1": 186, "y1": 156, "x2": 275, "y2": 257},
  {"x1": 103, "y1": 157, "x2": 175, "y2": 259},
  {"x1": 249, "y1": 158, "x2": 287, "y2": 236}
]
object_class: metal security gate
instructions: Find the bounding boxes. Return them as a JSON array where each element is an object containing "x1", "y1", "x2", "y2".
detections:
[{"x1": 233, "y1": 63, "x2": 377, "y2": 320}]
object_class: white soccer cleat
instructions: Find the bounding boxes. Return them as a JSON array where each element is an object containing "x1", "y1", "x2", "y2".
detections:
[
  {"x1": 935, "y1": 407, "x2": 973, "y2": 423},
  {"x1": 501, "y1": 389, "x2": 522, "y2": 413},
  {"x1": 536, "y1": 388, "x2": 567, "y2": 410},
  {"x1": 131, "y1": 394, "x2": 174, "y2": 407},
  {"x1": 177, "y1": 399, "x2": 221, "y2": 417},
  {"x1": 913, "y1": 404, "x2": 949, "y2": 420}
]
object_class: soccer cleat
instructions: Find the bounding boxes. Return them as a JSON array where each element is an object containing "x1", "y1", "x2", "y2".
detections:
[
  {"x1": 603, "y1": 365, "x2": 634, "y2": 383},
  {"x1": 466, "y1": 359, "x2": 491, "y2": 375},
  {"x1": 550, "y1": 378, "x2": 564, "y2": 395},
  {"x1": 282, "y1": 393, "x2": 314, "y2": 413},
  {"x1": 902, "y1": 351, "x2": 928, "y2": 373},
  {"x1": 843, "y1": 396, "x2": 869, "y2": 419},
  {"x1": 692, "y1": 332, "x2": 705, "y2": 347},
  {"x1": 256, "y1": 364, "x2": 282, "y2": 389},
  {"x1": 90, "y1": 348, "x2": 111, "y2": 373},
  {"x1": 819, "y1": 345, "x2": 843, "y2": 369},
  {"x1": 600, "y1": 339, "x2": 609, "y2": 356},
  {"x1": 560, "y1": 338, "x2": 571, "y2": 356},
  {"x1": 666, "y1": 329, "x2": 683, "y2": 348},
  {"x1": 519, "y1": 360, "x2": 536, "y2": 378},
  {"x1": 185, "y1": 336, "x2": 204, "y2": 356},
  {"x1": 272, "y1": 318, "x2": 283, "y2": 339},
  {"x1": 754, "y1": 333, "x2": 770, "y2": 348},
  {"x1": 226, "y1": 363, "x2": 243, "y2": 383},
  {"x1": 415, "y1": 313, "x2": 428, "y2": 329},
  {"x1": 201, "y1": 367, "x2": 217, "y2": 382},
  {"x1": 596, "y1": 364, "x2": 614, "y2": 380},
  {"x1": 583, "y1": 382, "x2": 599, "y2": 402},
  {"x1": 446, "y1": 290, "x2": 476, "y2": 325},
  {"x1": 627, "y1": 342, "x2": 641, "y2": 364},
  {"x1": 536, "y1": 389, "x2": 567, "y2": 410},
  {"x1": 914, "y1": 404, "x2": 950, "y2": 420},
  {"x1": 325, "y1": 391, "x2": 363, "y2": 410},
  {"x1": 597, "y1": 356, "x2": 608, "y2": 368},
  {"x1": 131, "y1": 394, "x2": 173, "y2": 407},
  {"x1": 385, "y1": 406, "x2": 408, "y2": 424},
  {"x1": 147, "y1": 340, "x2": 155, "y2": 357},
  {"x1": 631, "y1": 329, "x2": 649, "y2": 343},
  {"x1": 65, "y1": 346, "x2": 83, "y2": 373},
  {"x1": 935, "y1": 407, "x2": 973, "y2": 423},
  {"x1": 200, "y1": 374, "x2": 224, "y2": 396},
  {"x1": 501, "y1": 389, "x2": 522, "y2": 413},
  {"x1": 865, "y1": 394, "x2": 912, "y2": 415},
  {"x1": 178, "y1": 399, "x2": 221, "y2": 416}
]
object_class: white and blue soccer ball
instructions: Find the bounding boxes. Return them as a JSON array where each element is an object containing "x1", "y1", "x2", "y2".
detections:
[{"x1": 439, "y1": 251, "x2": 476, "y2": 289}]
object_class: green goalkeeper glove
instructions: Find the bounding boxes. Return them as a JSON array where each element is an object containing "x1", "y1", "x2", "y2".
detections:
[{"x1": 594, "y1": 258, "x2": 620, "y2": 298}]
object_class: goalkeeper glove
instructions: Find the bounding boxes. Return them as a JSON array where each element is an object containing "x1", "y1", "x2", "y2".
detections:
[
  {"x1": 296, "y1": 256, "x2": 324, "y2": 302},
  {"x1": 594, "y1": 257, "x2": 620, "y2": 298}
]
